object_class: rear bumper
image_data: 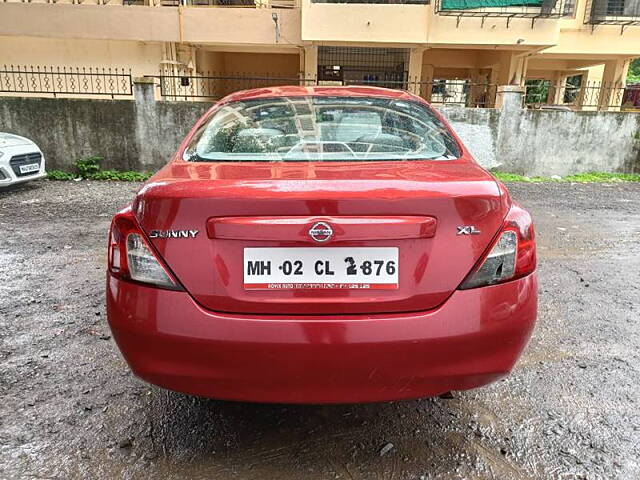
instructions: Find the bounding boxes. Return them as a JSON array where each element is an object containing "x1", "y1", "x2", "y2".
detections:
[{"x1": 106, "y1": 273, "x2": 537, "y2": 404}]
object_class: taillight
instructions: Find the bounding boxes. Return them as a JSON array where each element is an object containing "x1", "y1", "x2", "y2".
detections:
[
  {"x1": 459, "y1": 204, "x2": 536, "y2": 290},
  {"x1": 108, "y1": 208, "x2": 183, "y2": 290}
]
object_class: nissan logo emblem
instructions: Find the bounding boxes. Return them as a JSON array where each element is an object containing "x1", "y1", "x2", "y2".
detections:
[{"x1": 309, "y1": 221, "x2": 333, "y2": 243}]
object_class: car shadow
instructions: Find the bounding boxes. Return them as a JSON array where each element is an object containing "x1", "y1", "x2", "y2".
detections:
[
  {"x1": 124, "y1": 387, "x2": 513, "y2": 479},
  {"x1": 0, "y1": 179, "x2": 46, "y2": 196}
]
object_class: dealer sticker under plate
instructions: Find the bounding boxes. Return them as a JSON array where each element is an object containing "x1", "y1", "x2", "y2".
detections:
[{"x1": 244, "y1": 247, "x2": 399, "y2": 290}]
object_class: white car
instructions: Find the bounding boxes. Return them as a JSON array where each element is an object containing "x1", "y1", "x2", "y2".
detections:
[{"x1": 0, "y1": 133, "x2": 47, "y2": 187}]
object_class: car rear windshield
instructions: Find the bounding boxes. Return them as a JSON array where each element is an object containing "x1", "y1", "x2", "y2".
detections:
[{"x1": 185, "y1": 96, "x2": 461, "y2": 162}]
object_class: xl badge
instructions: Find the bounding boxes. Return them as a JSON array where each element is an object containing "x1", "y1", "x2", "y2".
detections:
[
  {"x1": 457, "y1": 226, "x2": 481, "y2": 235},
  {"x1": 309, "y1": 222, "x2": 333, "y2": 243}
]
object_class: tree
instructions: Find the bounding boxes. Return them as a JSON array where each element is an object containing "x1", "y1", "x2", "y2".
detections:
[{"x1": 628, "y1": 58, "x2": 640, "y2": 84}]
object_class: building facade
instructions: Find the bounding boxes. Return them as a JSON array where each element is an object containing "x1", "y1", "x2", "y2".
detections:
[{"x1": 0, "y1": 0, "x2": 639, "y2": 108}]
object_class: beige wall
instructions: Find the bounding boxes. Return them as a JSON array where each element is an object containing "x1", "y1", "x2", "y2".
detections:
[
  {"x1": 0, "y1": 0, "x2": 639, "y2": 51},
  {"x1": 300, "y1": 0, "x2": 563, "y2": 47},
  {"x1": 425, "y1": 12, "x2": 560, "y2": 47},
  {"x1": 0, "y1": 3, "x2": 179, "y2": 43},
  {"x1": 196, "y1": 51, "x2": 226, "y2": 74},
  {"x1": 0, "y1": 1, "x2": 639, "y2": 59},
  {"x1": 222, "y1": 52, "x2": 300, "y2": 76},
  {"x1": 196, "y1": 51, "x2": 300, "y2": 76},
  {"x1": 0, "y1": 36, "x2": 164, "y2": 77},
  {"x1": 190, "y1": 51, "x2": 301, "y2": 97},
  {"x1": 301, "y1": 0, "x2": 428, "y2": 43},
  {"x1": 181, "y1": 8, "x2": 301, "y2": 47},
  {"x1": 545, "y1": 29, "x2": 640, "y2": 56},
  {"x1": 0, "y1": 3, "x2": 301, "y2": 49}
]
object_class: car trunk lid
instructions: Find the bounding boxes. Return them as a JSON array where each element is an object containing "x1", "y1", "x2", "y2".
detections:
[{"x1": 135, "y1": 160, "x2": 507, "y2": 315}]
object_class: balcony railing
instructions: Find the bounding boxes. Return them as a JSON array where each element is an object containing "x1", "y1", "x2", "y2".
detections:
[
  {"x1": 524, "y1": 79, "x2": 640, "y2": 110},
  {"x1": 1, "y1": 0, "x2": 296, "y2": 7},
  {"x1": 156, "y1": 71, "x2": 313, "y2": 100},
  {"x1": 585, "y1": 0, "x2": 640, "y2": 29},
  {"x1": 0, "y1": 65, "x2": 132, "y2": 99},
  {"x1": 434, "y1": 0, "x2": 574, "y2": 25},
  {"x1": 154, "y1": 71, "x2": 498, "y2": 107}
]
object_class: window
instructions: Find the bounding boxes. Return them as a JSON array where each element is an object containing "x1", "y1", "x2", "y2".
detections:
[
  {"x1": 318, "y1": 47, "x2": 409, "y2": 89},
  {"x1": 185, "y1": 96, "x2": 461, "y2": 162}
]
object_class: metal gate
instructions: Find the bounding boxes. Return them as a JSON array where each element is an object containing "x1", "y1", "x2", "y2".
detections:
[{"x1": 317, "y1": 47, "x2": 410, "y2": 89}]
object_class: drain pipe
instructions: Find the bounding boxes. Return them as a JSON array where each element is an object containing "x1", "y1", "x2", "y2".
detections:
[{"x1": 272, "y1": 13, "x2": 281, "y2": 44}]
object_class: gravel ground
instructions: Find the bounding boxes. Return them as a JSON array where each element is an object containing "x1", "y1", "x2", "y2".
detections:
[{"x1": 0, "y1": 180, "x2": 639, "y2": 480}]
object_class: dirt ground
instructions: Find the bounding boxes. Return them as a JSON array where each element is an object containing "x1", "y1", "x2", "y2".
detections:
[{"x1": 0, "y1": 180, "x2": 638, "y2": 480}]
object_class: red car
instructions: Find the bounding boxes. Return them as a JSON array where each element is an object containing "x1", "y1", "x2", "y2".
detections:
[{"x1": 107, "y1": 86, "x2": 537, "y2": 404}]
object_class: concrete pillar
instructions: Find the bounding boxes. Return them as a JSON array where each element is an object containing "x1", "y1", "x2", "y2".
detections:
[
  {"x1": 421, "y1": 64, "x2": 434, "y2": 102},
  {"x1": 489, "y1": 66, "x2": 500, "y2": 85},
  {"x1": 407, "y1": 48, "x2": 424, "y2": 95},
  {"x1": 496, "y1": 52, "x2": 528, "y2": 86},
  {"x1": 492, "y1": 52, "x2": 528, "y2": 108},
  {"x1": 495, "y1": 84, "x2": 525, "y2": 174},
  {"x1": 496, "y1": 85, "x2": 524, "y2": 111},
  {"x1": 598, "y1": 58, "x2": 630, "y2": 111},
  {"x1": 550, "y1": 71, "x2": 567, "y2": 105},
  {"x1": 133, "y1": 77, "x2": 161, "y2": 170},
  {"x1": 576, "y1": 64, "x2": 604, "y2": 111},
  {"x1": 302, "y1": 45, "x2": 318, "y2": 85},
  {"x1": 299, "y1": 48, "x2": 305, "y2": 83},
  {"x1": 574, "y1": 73, "x2": 588, "y2": 110},
  {"x1": 133, "y1": 76, "x2": 156, "y2": 104},
  {"x1": 468, "y1": 68, "x2": 485, "y2": 108},
  {"x1": 487, "y1": 67, "x2": 500, "y2": 108}
]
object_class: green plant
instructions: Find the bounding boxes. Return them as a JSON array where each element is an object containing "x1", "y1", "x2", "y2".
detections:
[
  {"x1": 47, "y1": 169, "x2": 76, "y2": 180},
  {"x1": 492, "y1": 172, "x2": 548, "y2": 182},
  {"x1": 493, "y1": 171, "x2": 640, "y2": 183},
  {"x1": 628, "y1": 58, "x2": 640, "y2": 84},
  {"x1": 524, "y1": 79, "x2": 550, "y2": 105},
  {"x1": 75, "y1": 155, "x2": 103, "y2": 178},
  {"x1": 89, "y1": 169, "x2": 151, "y2": 181},
  {"x1": 563, "y1": 172, "x2": 640, "y2": 182},
  {"x1": 46, "y1": 155, "x2": 152, "y2": 182}
]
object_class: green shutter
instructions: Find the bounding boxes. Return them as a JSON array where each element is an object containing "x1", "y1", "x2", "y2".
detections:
[{"x1": 441, "y1": 0, "x2": 543, "y2": 10}]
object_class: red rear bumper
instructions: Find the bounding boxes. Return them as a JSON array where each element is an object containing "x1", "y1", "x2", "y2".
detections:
[{"x1": 106, "y1": 273, "x2": 537, "y2": 404}]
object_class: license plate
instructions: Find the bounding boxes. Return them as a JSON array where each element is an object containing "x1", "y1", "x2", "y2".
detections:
[
  {"x1": 244, "y1": 247, "x2": 398, "y2": 290},
  {"x1": 19, "y1": 163, "x2": 39, "y2": 174}
]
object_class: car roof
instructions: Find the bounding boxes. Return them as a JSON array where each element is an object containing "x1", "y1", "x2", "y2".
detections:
[{"x1": 218, "y1": 85, "x2": 423, "y2": 105}]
